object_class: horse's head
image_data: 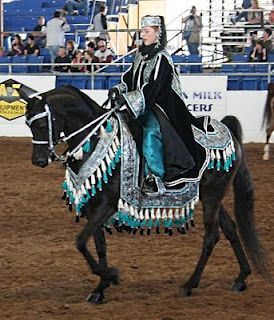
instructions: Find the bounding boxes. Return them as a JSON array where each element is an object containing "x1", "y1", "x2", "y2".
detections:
[{"x1": 20, "y1": 89, "x2": 64, "y2": 167}]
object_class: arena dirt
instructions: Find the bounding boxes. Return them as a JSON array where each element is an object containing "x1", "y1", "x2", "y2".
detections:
[{"x1": 0, "y1": 138, "x2": 273, "y2": 320}]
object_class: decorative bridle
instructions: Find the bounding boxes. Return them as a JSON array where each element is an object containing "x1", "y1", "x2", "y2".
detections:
[{"x1": 26, "y1": 100, "x2": 117, "y2": 162}]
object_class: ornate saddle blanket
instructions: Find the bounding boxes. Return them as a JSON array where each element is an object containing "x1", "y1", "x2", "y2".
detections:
[{"x1": 62, "y1": 113, "x2": 236, "y2": 234}]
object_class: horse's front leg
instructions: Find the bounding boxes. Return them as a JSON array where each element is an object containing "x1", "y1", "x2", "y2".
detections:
[
  {"x1": 76, "y1": 219, "x2": 118, "y2": 304},
  {"x1": 85, "y1": 227, "x2": 119, "y2": 304}
]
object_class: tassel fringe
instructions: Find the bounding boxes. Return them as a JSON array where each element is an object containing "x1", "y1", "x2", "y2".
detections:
[{"x1": 207, "y1": 142, "x2": 236, "y2": 171}]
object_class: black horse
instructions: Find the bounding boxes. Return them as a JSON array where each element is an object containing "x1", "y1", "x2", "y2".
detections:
[{"x1": 19, "y1": 85, "x2": 269, "y2": 304}]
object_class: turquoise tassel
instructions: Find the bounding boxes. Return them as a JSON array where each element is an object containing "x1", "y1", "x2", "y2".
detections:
[
  {"x1": 62, "y1": 180, "x2": 67, "y2": 191},
  {"x1": 189, "y1": 209, "x2": 194, "y2": 219},
  {"x1": 216, "y1": 159, "x2": 221, "y2": 171},
  {"x1": 140, "y1": 220, "x2": 146, "y2": 228},
  {"x1": 76, "y1": 204, "x2": 81, "y2": 214},
  {"x1": 82, "y1": 140, "x2": 91, "y2": 153},
  {"x1": 105, "y1": 120, "x2": 113, "y2": 132},
  {"x1": 69, "y1": 192, "x2": 75, "y2": 204},
  {"x1": 111, "y1": 158, "x2": 116, "y2": 169},
  {"x1": 164, "y1": 219, "x2": 173, "y2": 228},
  {"x1": 208, "y1": 159, "x2": 214, "y2": 169},
  {"x1": 96, "y1": 179, "x2": 102, "y2": 191},
  {"x1": 114, "y1": 147, "x2": 121, "y2": 163},
  {"x1": 147, "y1": 219, "x2": 153, "y2": 229},
  {"x1": 232, "y1": 152, "x2": 236, "y2": 161},
  {"x1": 91, "y1": 185, "x2": 96, "y2": 196},
  {"x1": 107, "y1": 165, "x2": 112, "y2": 176},
  {"x1": 103, "y1": 172, "x2": 108, "y2": 183},
  {"x1": 85, "y1": 191, "x2": 91, "y2": 201},
  {"x1": 223, "y1": 160, "x2": 229, "y2": 171}
]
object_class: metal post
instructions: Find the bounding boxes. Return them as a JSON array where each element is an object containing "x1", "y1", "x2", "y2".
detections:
[
  {"x1": 0, "y1": 0, "x2": 3, "y2": 48},
  {"x1": 209, "y1": 0, "x2": 212, "y2": 38}
]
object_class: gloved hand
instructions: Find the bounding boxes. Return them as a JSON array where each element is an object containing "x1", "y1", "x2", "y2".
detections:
[
  {"x1": 115, "y1": 94, "x2": 127, "y2": 110},
  {"x1": 108, "y1": 87, "x2": 119, "y2": 101}
]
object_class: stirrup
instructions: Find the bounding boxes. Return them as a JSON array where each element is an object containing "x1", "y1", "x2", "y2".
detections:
[{"x1": 141, "y1": 174, "x2": 165, "y2": 197}]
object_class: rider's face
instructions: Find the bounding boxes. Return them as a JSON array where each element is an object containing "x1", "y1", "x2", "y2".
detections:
[{"x1": 141, "y1": 26, "x2": 158, "y2": 46}]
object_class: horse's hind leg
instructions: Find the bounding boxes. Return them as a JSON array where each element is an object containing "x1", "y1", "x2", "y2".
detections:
[
  {"x1": 263, "y1": 126, "x2": 273, "y2": 160},
  {"x1": 219, "y1": 204, "x2": 251, "y2": 291},
  {"x1": 86, "y1": 227, "x2": 119, "y2": 304},
  {"x1": 179, "y1": 199, "x2": 221, "y2": 297}
]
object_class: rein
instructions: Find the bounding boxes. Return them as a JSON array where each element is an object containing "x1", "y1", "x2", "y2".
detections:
[{"x1": 26, "y1": 98, "x2": 116, "y2": 161}]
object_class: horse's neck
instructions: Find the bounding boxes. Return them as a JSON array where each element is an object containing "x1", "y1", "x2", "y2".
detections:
[{"x1": 50, "y1": 93, "x2": 101, "y2": 148}]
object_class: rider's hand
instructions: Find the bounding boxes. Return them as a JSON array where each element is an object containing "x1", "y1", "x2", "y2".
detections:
[{"x1": 108, "y1": 87, "x2": 119, "y2": 101}]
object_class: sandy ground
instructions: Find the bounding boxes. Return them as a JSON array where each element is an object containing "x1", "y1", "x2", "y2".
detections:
[{"x1": 0, "y1": 138, "x2": 273, "y2": 320}]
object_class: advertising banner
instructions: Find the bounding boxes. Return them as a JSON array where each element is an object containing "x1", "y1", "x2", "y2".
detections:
[
  {"x1": 180, "y1": 75, "x2": 228, "y2": 120},
  {"x1": 0, "y1": 76, "x2": 56, "y2": 136}
]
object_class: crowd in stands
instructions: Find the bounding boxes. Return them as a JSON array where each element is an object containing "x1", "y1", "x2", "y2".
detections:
[{"x1": 0, "y1": 3, "x2": 113, "y2": 73}]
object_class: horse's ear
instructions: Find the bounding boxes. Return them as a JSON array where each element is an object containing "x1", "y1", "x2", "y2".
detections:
[{"x1": 18, "y1": 88, "x2": 32, "y2": 104}]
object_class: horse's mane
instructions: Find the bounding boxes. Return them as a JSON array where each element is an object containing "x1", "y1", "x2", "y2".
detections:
[
  {"x1": 42, "y1": 85, "x2": 106, "y2": 116},
  {"x1": 262, "y1": 82, "x2": 274, "y2": 129}
]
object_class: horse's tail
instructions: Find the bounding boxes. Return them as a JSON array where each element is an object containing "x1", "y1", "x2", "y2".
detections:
[
  {"x1": 221, "y1": 115, "x2": 271, "y2": 280},
  {"x1": 262, "y1": 82, "x2": 274, "y2": 130}
]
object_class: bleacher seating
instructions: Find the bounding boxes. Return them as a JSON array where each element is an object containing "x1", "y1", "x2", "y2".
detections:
[
  {"x1": 1, "y1": 0, "x2": 274, "y2": 90},
  {"x1": 0, "y1": 56, "x2": 12, "y2": 73},
  {"x1": 27, "y1": 55, "x2": 44, "y2": 73},
  {"x1": 11, "y1": 55, "x2": 27, "y2": 73}
]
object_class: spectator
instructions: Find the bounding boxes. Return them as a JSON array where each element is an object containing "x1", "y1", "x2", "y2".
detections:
[
  {"x1": 249, "y1": 40, "x2": 267, "y2": 62},
  {"x1": 250, "y1": 28, "x2": 273, "y2": 61},
  {"x1": 66, "y1": 40, "x2": 76, "y2": 60},
  {"x1": 182, "y1": 6, "x2": 202, "y2": 55},
  {"x1": 93, "y1": 39, "x2": 113, "y2": 68},
  {"x1": 24, "y1": 35, "x2": 40, "y2": 56},
  {"x1": 54, "y1": 46, "x2": 71, "y2": 72},
  {"x1": 93, "y1": 5, "x2": 108, "y2": 42},
  {"x1": 247, "y1": 0, "x2": 263, "y2": 25},
  {"x1": 86, "y1": 41, "x2": 96, "y2": 55},
  {"x1": 63, "y1": 0, "x2": 89, "y2": 16},
  {"x1": 8, "y1": 34, "x2": 24, "y2": 56},
  {"x1": 84, "y1": 50, "x2": 95, "y2": 72},
  {"x1": 45, "y1": 10, "x2": 70, "y2": 68},
  {"x1": 233, "y1": 0, "x2": 252, "y2": 23},
  {"x1": 71, "y1": 50, "x2": 85, "y2": 72},
  {"x1": 269, "y1": 0, "x2": 274, "y2": 24},
  {"x1": 33, "y1": 16, "x2": 46, "y2": 48}
]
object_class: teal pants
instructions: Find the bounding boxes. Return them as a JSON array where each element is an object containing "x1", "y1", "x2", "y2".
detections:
[{"x1": 143, "y1": 110, "x2": 165, "y2": 178}]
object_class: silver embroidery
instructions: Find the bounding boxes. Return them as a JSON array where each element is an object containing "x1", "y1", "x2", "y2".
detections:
[
  {"x1": 123, "y1": 90, "x2": 145, "y2": 118},
  {"x1": 192, "y1": 118, "x2": 232, "y2": 149},
  {"x1": 141, "y1": 16, "x2": 161, "y2": 28},
  {"x1": 114, "y1": 82, "x2": 128, "y2": 94}
]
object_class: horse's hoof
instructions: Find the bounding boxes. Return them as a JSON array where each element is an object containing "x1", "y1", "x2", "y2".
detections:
[
  {"x1": 179, "y1": 286, "x2": 192, "y2": 297},
  {"x1": 232, "y1": 281, "x2": 247, "y2": 292},
  {"x1": 263, "y1": 154, "x2": 269, "y2": 160},
  {"x1": 103, "y1": 267, "x2": 120, "y2": 285},
  {"x1": 86, "y1": 292, "x2": 104, "y2": 304}
]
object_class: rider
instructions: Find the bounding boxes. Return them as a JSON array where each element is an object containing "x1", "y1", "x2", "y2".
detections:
[{"x1": 108, "y1": 15, "x2": 202, "y2": 195}]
